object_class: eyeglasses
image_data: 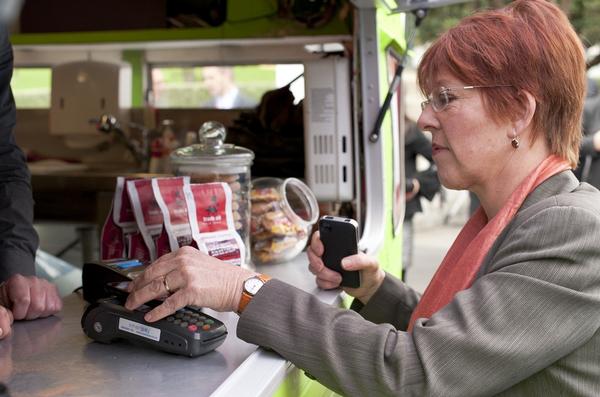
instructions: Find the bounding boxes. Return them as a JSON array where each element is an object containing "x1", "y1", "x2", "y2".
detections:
[{"x1": 421, "y1": 85, "x2": 512, "y2": 112}]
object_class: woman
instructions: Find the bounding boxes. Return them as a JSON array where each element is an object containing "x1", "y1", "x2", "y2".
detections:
[{"x1": 125, "y1": 1, "x2": 600, "y2": 395}]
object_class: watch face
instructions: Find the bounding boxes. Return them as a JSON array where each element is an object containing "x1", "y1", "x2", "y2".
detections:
[{"x1": 244, "y1": 277, "x2": 264, "y2": 295}]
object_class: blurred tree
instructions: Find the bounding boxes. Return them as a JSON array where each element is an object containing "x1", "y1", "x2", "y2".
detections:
[{"x1": 415, "y1": 0, "x2": 600, "y2": 69}]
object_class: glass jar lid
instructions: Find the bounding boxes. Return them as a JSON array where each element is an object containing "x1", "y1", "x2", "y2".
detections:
[{"x1": 171, "y1": 121, "x2": 254, "y2": 167}]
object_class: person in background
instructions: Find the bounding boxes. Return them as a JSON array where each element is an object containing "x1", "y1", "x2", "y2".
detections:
[
  {"x1": 0, "y1": 23, "x2": 62, "y2": 339},
  {"x1": 201, "y1": 66, "x2": 255, "y2": 109},
  {"x1": 125, "y1": 1, "x2": 600, "y2": 395},
  {"x1": 402, "y1": 119, "x2": 440, "y2": 282},
  {"x1": 587, "y1": 76, "x2": 598, "y2": 99},
  {"x1": 575, "y1": 78, "x2": 600, "y2": 188}
]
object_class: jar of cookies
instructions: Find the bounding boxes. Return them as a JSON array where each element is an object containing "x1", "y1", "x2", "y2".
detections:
[
  {"x1": 251, "y1": 177, "x2": 319, "y2": 264},
  {"x1": 171, "y1": 121, "x2": 254, "y2": 265}
]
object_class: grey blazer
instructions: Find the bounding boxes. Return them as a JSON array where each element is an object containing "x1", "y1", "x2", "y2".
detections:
[{"x1": 238, "y1": 171, "x2": 600, "y2": 396}]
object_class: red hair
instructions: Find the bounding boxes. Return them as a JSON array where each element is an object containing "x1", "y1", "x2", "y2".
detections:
[{"x1": 418, "y1": 0, "x2": 585, "y2": 168}]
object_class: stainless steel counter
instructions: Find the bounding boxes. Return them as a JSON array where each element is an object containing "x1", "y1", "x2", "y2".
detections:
[{"x1": 1, "y1": 254, "x2": 341, "y2": 397}]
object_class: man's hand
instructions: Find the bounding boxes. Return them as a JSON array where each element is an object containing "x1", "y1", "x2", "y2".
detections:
[
  {"x1": 0, "y1": 274, "x2": 62, "y2": 321},
  {"x1": 0, "y1": 306, "x2": 13, "y2": 339},
  {"x1": 405, "y1": 178, "x2": 421, "y2": 202}
]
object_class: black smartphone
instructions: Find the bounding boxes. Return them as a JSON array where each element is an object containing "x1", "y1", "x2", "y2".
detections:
[{"x1": 318, "y1": 216, "x2": 360, "y2": 288}]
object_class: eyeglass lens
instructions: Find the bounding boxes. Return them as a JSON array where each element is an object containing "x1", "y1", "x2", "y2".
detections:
[{"x1": 422, "y1": 88, "x2": 449, "y2": 112}]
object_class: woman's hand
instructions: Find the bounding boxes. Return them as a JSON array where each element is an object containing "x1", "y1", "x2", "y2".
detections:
[
  {"x1": 307, "y1": 231, "x2": 385, "y2": 304},
  {"x1": 339, "y1": 253, "x2": 385, "y2": 305},
  {"x1": 307, "y1": 231, "x2": 344, "y2": 289},
  {"x1": 0, "y1": 274, "x2": 62, "y2": 321},
  {"x1": 125, "y1": 246, "x2": 256, "y2": 322}
]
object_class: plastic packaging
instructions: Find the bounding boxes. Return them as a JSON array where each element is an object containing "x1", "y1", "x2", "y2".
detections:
[{"x1": 250, "y1": 177, "x2": 319, "y2": 264}]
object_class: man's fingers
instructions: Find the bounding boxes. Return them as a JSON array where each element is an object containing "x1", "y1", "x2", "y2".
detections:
[
  {"x1": 48, "y1": 284, "x2": 63, "y2": 314},
  {"x1": 25, "y1": 278, "x2": 48, "y2": 320},
  {"x1": 7, "y1": 277, "x2": 31, "y2": 320},
  {"x1": 0, "y1": 307, "x2": 12, "y2": 339},
  {"x1": 41, "y1": 284, "x2": 62, "y2": 317}
]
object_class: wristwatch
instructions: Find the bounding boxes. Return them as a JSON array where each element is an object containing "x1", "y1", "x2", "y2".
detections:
[{"x1": 237, "y1": 274, "x2": 271, "y2": 314}]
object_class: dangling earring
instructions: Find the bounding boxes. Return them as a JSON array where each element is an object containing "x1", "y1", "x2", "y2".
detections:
[{"x1": 511, "y1": 130, "x2": 520, "y2": 149}]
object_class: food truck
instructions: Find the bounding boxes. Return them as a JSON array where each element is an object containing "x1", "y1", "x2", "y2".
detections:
[{"x1": 4, "y1": 0, "x2": 465, "y2": 395}]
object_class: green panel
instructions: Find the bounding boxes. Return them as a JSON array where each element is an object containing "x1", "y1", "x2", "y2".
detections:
[
  {"x1": 122, "y1": 50, "x2": 144, "y2": 107},
  {"x1": 375, "y1": 7, "x2": 407, "y2": 279},
  {"x1": 227, "y1": 0, "x2": 278, "y2": 23},
  {"x1": 11, "y1": 19, "x2": 349, "y2": 46},
  {"x1": 272, "y1": 366, "x2": 340, "y2": 397}
]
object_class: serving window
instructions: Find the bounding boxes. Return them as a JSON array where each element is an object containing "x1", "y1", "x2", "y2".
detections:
[
  {"x1": 148, "y1": 64, "x2": 304, "y2": 109},
  {"x1": 11, "y1": 67, "x2": 52, "y2": 109}
]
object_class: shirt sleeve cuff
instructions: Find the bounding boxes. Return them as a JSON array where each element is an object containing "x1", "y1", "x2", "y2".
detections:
[{"x1": 0, "y1": 248, "x2": 35, "y2": 282}]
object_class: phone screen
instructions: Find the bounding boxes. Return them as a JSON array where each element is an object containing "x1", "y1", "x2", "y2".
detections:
[{"x1": 107, "y1": 281, "x2": 131, "y2": 292}]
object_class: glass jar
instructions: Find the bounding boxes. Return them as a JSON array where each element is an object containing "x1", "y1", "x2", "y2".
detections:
[
  {"x1": 251, "y1": 177, "x2": 319, "y2": 264},
  {"x1": 171, "y1": 121, "x2": 254, "y2": 265}
]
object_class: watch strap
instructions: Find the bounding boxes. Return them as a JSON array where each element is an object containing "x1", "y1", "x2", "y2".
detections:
[{"x1": 237, "y1": 274, "x2": 271, "y2": 314}]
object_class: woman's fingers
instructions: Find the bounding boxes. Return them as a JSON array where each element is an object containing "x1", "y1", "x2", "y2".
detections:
[
  {"x1": 144, "y1": 291, "x2": 188, "y2": 322},
  {"x1": 341, "y1": 253, "x2": 378, "y2": 272},
  {"x1": 316, "y1": 276, "x2": 342, "y2": 290},
  {"x1": 310, "y1": 231, "x2": 324, "y2": 256},
  {"x1": 129, "y1": 248, "x2": 192, "y2": 291},
  {"x1": 307, "y1": 245, "x2": 325, "y2": 274},
  {"x1": 125, "y1": 276, "x2": 168, "y2": 310}
]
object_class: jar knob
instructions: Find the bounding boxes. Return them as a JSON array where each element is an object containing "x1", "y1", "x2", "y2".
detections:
[{"x1": 198, "y1": 121, "x2": 227, "y2": 153}]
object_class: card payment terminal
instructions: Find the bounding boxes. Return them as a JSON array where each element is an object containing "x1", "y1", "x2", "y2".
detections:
[{"x1": 81, "y1": 261, "x2": 228, "y2": 357}]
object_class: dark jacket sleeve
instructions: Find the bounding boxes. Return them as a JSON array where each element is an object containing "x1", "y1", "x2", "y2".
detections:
[
  {"x1": 405, "y1": 126, "x2": 440, "y2": 220},
  {"x1": 581, "y1": 96, "x2": 600, "y2": 159},
  {"x1": 0, "y1": 26, "x2": 38, "y2": 281},
  {"x1": 408, "y1": 128, "x2": 440, "y2": 201}
]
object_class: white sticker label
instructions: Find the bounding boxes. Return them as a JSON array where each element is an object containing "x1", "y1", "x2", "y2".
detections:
[{"x1": 118, "y1": 318, "x2": 161, "y2": 341}]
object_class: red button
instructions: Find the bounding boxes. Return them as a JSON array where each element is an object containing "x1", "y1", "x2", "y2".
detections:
[
  {"x1": 187, "y1": 324, "x2": 198, "y2": 332},
  {"x1": 202, "y1": 324, "x2": 210, "y2": 330}
]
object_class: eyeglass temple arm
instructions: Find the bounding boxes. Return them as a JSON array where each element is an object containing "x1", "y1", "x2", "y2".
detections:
[{"x1": 369, "y1": 9, "x2": 427, "y2": 143}]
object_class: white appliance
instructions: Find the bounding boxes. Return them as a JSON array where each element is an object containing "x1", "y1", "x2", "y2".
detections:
[
  {"x1": 303, "y1": 57, "x2": 354, "y2": 201},
  {"x1": 49, "y1": 60, "x2": 131, "y2": 149}
]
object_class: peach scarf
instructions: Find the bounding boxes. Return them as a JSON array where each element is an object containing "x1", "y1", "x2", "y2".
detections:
[{"x1": 407, "y1": 155, "x2": 571, "y2": 332}]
